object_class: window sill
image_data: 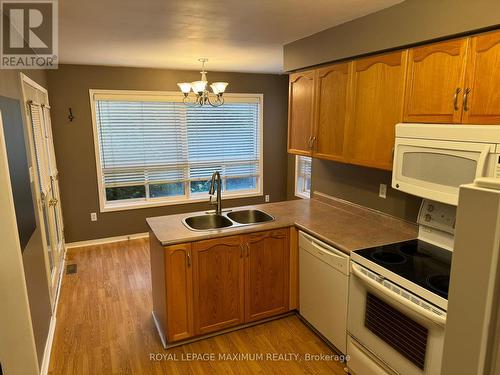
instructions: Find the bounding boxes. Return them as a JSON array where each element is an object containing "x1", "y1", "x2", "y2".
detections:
[
  {"x1": 295, "y1": 192, "x2": 310, "y2": 200},
  {"x1": 100, "y1": 191, "x2": 263, "y2": 213}
]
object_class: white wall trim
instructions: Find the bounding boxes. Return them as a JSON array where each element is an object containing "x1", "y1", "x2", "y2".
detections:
[
  {"x1": 39, "y1": 315, "x2": 56, "y2": 375},
  {"x1": 152, "y1": 311, "x2": 167, "y2": 349},
  {"x1": 66, "y1": 232, "x2": 149, "y2": 249}
]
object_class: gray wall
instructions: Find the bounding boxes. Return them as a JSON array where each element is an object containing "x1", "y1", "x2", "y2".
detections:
[
  {"x1": 284, "y1": 0, "x2": 500, "y2": 222},
  {"x1": 0, "y1": 69, "x2": 52, "y2": 367},
  {"x1": 284, "y1": 0, "x2": 500, "y2": 71},
  {"x1": 47, "y1": 65, "x2": 289, "y2": 242}
]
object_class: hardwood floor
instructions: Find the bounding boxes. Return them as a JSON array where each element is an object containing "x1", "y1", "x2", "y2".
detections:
[{"x1": 49, "y1": 238, "x2": 347, "y2": 374}]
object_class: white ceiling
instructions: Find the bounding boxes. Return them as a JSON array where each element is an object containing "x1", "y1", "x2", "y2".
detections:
[{"x1": 59, "y1": 0, "x2": 403, "y2": 73}]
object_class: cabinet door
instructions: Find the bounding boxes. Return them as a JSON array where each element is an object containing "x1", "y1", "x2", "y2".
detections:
[
  {"x1": 313, "y1": 63, "x2": 350, "y2": 162},
  {"x1": 192, "y1": 236, "x2": 245, "y2": 335},
  {"x1": 165, "y1": 243, "x2": 194, "y2": 342},
  {"x1": 404, "y1": 38, "x2": 468, "y2": 123},
  {"x1": 463, "y1": 30, "x2": 500, "y2": 124},
  {"x1": 345, "y1": 50, "x2": 408, "y2": 170},
  {"x1": 243, "y1": 229, "x2": 289, "y2": 322},
  {"x1": 288, "y1": 70, "x2": 315, "y2": 155}
]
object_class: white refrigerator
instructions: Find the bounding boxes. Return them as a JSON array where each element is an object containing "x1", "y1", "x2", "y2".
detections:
[{"x1": 441, "y1": 178, "x2": 500, "y2": 375}]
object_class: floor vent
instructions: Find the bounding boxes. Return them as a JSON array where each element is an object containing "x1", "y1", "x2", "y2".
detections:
[{"x1": 66, "y1": 264, "x2": 77, "y2": 274}]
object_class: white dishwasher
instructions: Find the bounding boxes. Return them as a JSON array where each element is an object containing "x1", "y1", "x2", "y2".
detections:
[{"x1": 299, "y1": 231, "x2": 349, "y2": 354}]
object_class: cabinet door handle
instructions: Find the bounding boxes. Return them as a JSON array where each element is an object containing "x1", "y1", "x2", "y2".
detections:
[
  {"x1": 239, "y1": 244, "x2": 244, "y2": 258},
  {"x1": 453, "y1": 87, "x2": 461, "y2": 111},
  {"x1": 310, "y1": 136, "x2": 317, "y2": 150},
  {"x1": 246, "y1": 243, "x2": 250, "y2": 257},
  {"x1": 307, "y1": 136, "x2": 312, "y2": 149},
  {"x1": 187, "y1": 252, "x2": 191, "y2": 267},
  {"x1": 463, "y1": 88, "x2": 471, "y2": 112}
]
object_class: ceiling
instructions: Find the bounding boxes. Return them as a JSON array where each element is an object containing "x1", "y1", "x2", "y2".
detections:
[{"x1": 59, "y1": 0, "x2": 404, "y2": 73}]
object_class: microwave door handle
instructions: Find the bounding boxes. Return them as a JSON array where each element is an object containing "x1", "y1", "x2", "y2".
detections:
[
  {"x1": 351, "y1": 263, "x2": 446, "y2": 327},
  {"x1": 475, "y1": 146, "x2": 490, "y2": 179}
]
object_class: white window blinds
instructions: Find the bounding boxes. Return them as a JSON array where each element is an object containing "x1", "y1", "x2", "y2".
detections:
[
  {"x1": 92, "y1": 91, "x2": 262, "y2": 209},
  {"x1": 28, "y1": 102, "x2": 51, "y2": 195},
  {"x1": 296, "y1": 156, "x2": 311, "y2": 199}
]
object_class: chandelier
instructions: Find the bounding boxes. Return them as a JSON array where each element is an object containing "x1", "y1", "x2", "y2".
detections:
[{"x1": 177, "y1": 58, "x2": 228, "y2": 107}]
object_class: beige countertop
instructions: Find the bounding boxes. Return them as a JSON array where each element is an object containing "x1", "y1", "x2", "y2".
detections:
[{"x1": 146, "y1": 195, "x2": 418, "y2": 254}]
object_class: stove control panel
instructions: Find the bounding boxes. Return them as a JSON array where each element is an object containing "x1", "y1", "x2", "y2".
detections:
[{"x1": 418, "y1": 199, "x2": 456, "y2": 235}]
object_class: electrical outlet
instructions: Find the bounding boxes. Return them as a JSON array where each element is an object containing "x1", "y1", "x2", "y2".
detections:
[
  {"x1": 265, "y1": 194, "x2": 270, "y2": 203},
  {"x1": 379, "y1": 184, "x2": 387, "y2": 199},
  {"x1": 90, "y1": 212, "x2": 97, "y2": 222}
]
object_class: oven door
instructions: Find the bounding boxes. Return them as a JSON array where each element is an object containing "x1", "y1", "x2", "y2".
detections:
[
  {"x1": 392, "y1": 137, "x2": 496, "y2": 205},
  {"x1": 347, "y1": 262, "x2": 446, "y2": 375}
]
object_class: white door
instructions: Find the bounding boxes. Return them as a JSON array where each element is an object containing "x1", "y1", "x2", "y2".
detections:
[{"x1": 22, "y1": 76, "x2": 65, "y2": 308}]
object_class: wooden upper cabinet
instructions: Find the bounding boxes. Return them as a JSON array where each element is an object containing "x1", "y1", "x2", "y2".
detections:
[
  {"x1": 404, "y1": 38, "x2": 468, "y2": 123},
  {"x1": 313, "y1": 63, "x2": 350, "y2": 162},
  {"x1": 243, "y1": 229, "x2": 289, "y2": 322},
  {"x1": 192, "y1": 236, "x2": 244, "y2": 335},
  {"x1": 463, "y1": 30, "x2": 500, "y2": 124},
  {"x1": 345, "y1": 50, "x2": 408, "y2": 170},
  {"x1": 288, "y1": 70, "x2": 315, "y2": 155},
  {"x1": 165, "y1": 243, "x2": 194, "y2": 342}
]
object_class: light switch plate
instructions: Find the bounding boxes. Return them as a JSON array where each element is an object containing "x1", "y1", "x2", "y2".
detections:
[
  {"x1": 379, "y1": 184, "x2": 387, "y2": 199},
  {"x1": 265, "y1": 195, "x2": 270, "y2": 202},
  {"x1": 90, "y1": 212, "x2": 97, "y2": 222}
]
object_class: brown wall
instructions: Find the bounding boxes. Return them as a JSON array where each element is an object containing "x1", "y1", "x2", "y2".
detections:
[
  {"x1": 0, "y1": 69, "x2": 52, "y2": 367},
  {"x1": 284, "y1": 0, "x2": 500, "y2": 71},
  {"x1": 284, "y1": 0, "x2": 500, "y2": 222},
  {"x1": 47, "y1": 65, "x2": 289, "y2": 242},
  {"x1": 312, "y1": 159, "x2": 421, "y2": 222}
]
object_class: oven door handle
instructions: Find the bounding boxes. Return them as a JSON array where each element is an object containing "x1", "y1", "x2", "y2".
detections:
[{"x1": 351, "y1": 263, "x2": 446, "y2": 327}]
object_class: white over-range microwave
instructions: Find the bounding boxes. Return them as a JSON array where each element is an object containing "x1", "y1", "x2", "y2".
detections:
[{"x1": 392, "y1": 123, "x2": 500, "y2": 205}]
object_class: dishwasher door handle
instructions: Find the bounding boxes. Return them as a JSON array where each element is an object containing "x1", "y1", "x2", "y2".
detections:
[
  {"x1": 310, "y1": 240, "x2": 348, "y2": 260},
  {"x1": 351, "y1": 263, "x2": 446, "y2": 327}
]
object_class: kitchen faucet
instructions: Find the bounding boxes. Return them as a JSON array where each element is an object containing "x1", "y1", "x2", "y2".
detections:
[{"x1": 208, "y1": 171, "x2": 222, "y2": 215}]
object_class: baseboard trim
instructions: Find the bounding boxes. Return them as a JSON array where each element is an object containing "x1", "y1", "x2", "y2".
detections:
[
  {"x1": 40, "y1": 314, "x2": 56, "y2": 375},
  {"x1": 162, "y1": 312, "x2": 295, "y2": 349},
  {"x1": 66, "y1": 232, "x2": 149, "y2": 249},
  {"x1": 152, "y1": 311, "x2": 167, "y2": 349}
]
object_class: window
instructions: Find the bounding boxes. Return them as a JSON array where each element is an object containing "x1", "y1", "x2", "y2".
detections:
[
  {"x1": 295, "y1": 156, "x2": 311, "y2": 199},
  {"x1": 90, "y1": 90, "x2": 263, "y2": 211}
]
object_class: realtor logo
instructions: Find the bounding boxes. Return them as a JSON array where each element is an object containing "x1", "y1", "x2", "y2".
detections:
[{"x1": 1, "y1": 0, "x2": 58, "y2": 69}]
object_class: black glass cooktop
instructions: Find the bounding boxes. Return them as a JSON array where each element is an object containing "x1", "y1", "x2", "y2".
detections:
[{"x1": 354, "y1": 239, "x2": 452, "y2": 299}]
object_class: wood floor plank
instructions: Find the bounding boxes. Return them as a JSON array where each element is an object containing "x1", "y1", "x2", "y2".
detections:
[{"x1": 48, "y1": 238, "x2": 346, "y2": 374}]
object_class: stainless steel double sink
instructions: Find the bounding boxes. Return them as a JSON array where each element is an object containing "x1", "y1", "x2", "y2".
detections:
[{"x1": 182, "y1": 209, "x2": 274, "y2": 231}]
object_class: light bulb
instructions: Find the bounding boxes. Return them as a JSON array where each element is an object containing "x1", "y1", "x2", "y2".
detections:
[
  {"x1": 177, "y1": 82, "x2": 191, "y2": 94},
  {"x1": 210, "y1": 84, "x2": 219, "y2": 95},
  {"x1": 191, "y1": 80, "x2": 207, "y2": 94},
  {"x1": 212, "y1": 82, "x2": 228, "y2": 94}
]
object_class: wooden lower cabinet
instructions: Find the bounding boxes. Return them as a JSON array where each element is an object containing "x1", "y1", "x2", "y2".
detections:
[
  {"x1": 165, "y1": 243, "x2": 194, "y2": 342},
  {"x1": 192, "y1": 235, "x2": 245, "y2": 335},
  {"x1": 243, "y1": 228, "x2": 290, "y2": 322},
  {"x1": 160, "y1": 228, "x2": 292, "y2": 343}
]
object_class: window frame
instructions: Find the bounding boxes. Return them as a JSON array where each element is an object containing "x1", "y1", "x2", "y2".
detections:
[
  {"x1": 295, "y1": 155, "x2": 311, "y2": 199},
  {"x1": 89, "y1": 89, "x2": 264, "y2": 212}
]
